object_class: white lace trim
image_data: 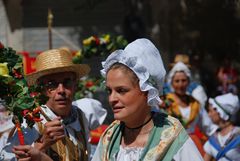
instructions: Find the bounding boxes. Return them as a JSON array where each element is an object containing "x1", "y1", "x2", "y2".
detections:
[
  {"x1": 101, "y1": 49, "x2": 164, "y2": 107},
  {"x1": 116, "y1": 145, "x2": 144, "y2": 161}
]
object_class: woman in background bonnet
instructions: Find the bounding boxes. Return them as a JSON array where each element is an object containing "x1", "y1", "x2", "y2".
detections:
[
  {"x1": 204, "y1": 93, "x2": 240, "y2": 161},
  {"x1": 160, "y1": 61, "x2": 217, "y2": 156},
  {"x1": 92, "y1": 38, "x2": 203, "y2": 161}
]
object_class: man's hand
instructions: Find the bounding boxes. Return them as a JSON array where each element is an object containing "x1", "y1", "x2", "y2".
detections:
[
  {"x1": 38, "y1": 117, "x2": 65, "y2": 150},
  {"x1": 12, "y1": 145, "x2": 53, "y2": 161}
]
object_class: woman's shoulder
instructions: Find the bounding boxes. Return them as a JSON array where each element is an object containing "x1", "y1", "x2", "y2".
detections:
[
  {"x1": 153, "y1": 112, "x2": 183, "y2": 129},
  {"x1": 100, "y1": 120, "x2": 121, "y2": 135}
]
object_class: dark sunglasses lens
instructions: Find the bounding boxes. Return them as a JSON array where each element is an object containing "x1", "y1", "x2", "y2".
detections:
[
  {"x1": 46, "y1": 81, "x2": 59, "y2": 90},
  {"x1": 63, "y1": 78, "x2": 73, "y2": 88}
]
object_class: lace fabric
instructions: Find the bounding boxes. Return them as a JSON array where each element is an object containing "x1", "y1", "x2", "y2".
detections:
[
  {"x1": 115, "y1": 146, "x2": 143, "y2": 161},
  {"x1": 101, "y1": 39, "x2": 166, "y2": 107}
]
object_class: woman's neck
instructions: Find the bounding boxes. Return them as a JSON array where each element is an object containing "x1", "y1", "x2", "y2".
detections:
[
  {"x1": 219, "y1": 122, "x2": 234, "y2": 136},
  {"x1": 124, "y1": 109, "x2": 152, "y2": 128},
  {"x1": 122, "y1": 113, "x2": 154, "y2": 147},
  {"x1": 173, "y1": 93, "x2": 189, "y2": 107}
]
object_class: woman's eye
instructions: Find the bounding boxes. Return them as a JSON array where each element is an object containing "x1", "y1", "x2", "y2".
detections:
[
  {"x1": 117, "y1": 88, "x2": 128, "y2": 94},
  {"x1": 174, "y1": 80, "x2": 179, "y2": 83}
]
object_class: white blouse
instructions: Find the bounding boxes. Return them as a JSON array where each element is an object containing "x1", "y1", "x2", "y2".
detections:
[{"x1": 115, "y1": 146, "x2": 143, "y2": 161}]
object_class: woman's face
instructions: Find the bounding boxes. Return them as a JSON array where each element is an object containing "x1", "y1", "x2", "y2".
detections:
[
  {"x1": 106, "y1": 68, "x2": 149, "y2": 123},
  {"x1": 208, "y1": 105, "x2": 221, "y2": 124},
  {"x1": 171, "y1": 71, "x2": 189, "y2": 96}
]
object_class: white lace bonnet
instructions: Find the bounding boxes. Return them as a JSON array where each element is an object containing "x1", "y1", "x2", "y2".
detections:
[
  {"x1": 167, "y1": 61, "x2": 191, "y2": 84},
  {"x1": 101, "y1": 38, "x2": 166, "y2": 107}
]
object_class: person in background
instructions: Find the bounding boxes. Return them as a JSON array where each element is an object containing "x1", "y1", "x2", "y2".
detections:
[
  {"x1": 204, "y1": 93, "x2": 240, "y2": 161},
  {"x1": 92, "y1": 38, "x2": 203, "y2": 161},
  {"x1": 160, "y1": 61, "x2": 217, "y2": 156},
  {"x1": 1, "y1": 48, "x2": 90, "y2": 161},
  {"x1": 216, "y1": 57, "x2": 238, "y2": 95},
  {"x1": 0, "y1": 102, "x2": 14, "y2": 152},
  {"x1": 72, "y1": 98, "x2": 108, "y2": 159},
  {"x1": 72, "y1": 98, "x2": 107, "y2": 131},
  {"x1": 163, "y1": 54, "x2": 208, "y2": 108}
]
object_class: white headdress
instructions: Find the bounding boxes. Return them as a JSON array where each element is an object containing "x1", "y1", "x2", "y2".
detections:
[
  {"x1": 208, "y1": 93, "x2": 240, "y2": 121},
  {"x1": 101, "y1": 38, "x2": 166, "y2": 107},
  {"x1": 167, "y1": 61, "x2": 191, "y2": 85}
]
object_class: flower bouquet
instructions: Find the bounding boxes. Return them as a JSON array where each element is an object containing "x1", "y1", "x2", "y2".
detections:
[
  {"x1": 72, "y1": 34, "x2": 128, "y2": 99},
  {"x1": 0, "y1": 42, "x2": 45, "y2": 145},
  {"x1": 72, "y1": 34, "x2": 128, "y2": 63}
]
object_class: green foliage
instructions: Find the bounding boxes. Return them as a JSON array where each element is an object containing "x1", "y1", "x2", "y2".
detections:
[
  {"x1": 73, "y1": 34, "x2": 128, "y2": 99},
  {"x1": 73, "y1": 34, "x2": 128, "y2": 64},
  {"x1": 0, "y1": 34, "x2": 128, "y2": 126},
  {"x1": 0, "y1": 43, "x2": 43, "y2": 127}
]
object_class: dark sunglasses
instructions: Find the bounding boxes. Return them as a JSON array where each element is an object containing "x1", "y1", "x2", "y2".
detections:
[{"x1": 43, "y1": 78, "x2": 75, "y2": 91}]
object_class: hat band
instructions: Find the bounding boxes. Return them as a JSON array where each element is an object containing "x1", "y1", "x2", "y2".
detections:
[{"x1": 213, "y1": 99, "x2": 231, "y2": 116}]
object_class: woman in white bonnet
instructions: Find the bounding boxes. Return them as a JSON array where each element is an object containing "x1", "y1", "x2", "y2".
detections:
[
  {"x1": 204, "y1": 93, "x2": 240, "y2": 161},
  {"x1": 160, "y1": 61, "x2": 217, "y2": 156},
  {"x1": 92, "y1": 38, "x2": 203, "y2": 161}
]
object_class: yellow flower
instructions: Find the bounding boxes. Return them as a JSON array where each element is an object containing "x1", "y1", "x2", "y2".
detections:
[
  {"x1": 103, "y1": 34, "x2": 110, "y2": 43},
  {"x1": 0, "y1": 63, "x2": 10, "y2": 77},
  {"x1": 83, "y1": 36, "x2": 95, "y2": 45},
  {"x1": 75, "y1": 50, "x2": 82, "y2": 57}
]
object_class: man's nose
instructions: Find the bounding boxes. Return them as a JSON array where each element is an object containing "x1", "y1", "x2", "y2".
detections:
[{"x1": 56, "y1": 83, "x2": 66, "y2": 93}]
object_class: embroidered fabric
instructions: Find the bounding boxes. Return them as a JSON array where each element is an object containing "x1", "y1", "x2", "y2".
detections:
[
  {"x1": 115, "y1": 146, "x2": 143, "y2": 161},
  {"x1": 101, "y1": 38, "x2": 166, "y2": 107}
]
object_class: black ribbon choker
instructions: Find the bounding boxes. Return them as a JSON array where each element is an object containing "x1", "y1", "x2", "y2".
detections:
[{"x1": 125, "y1": 116, "x2": 153, "y2": 130}]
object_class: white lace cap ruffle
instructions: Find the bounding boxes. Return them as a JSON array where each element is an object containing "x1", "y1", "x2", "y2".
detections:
[{"x1": 101, "y1": 38, "x2": 166, "y2": 107}]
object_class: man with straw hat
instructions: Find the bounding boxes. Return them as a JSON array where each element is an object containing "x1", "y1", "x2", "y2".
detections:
[{"x1": 1, "y1": 48, "x2": 90, "y2": 161}]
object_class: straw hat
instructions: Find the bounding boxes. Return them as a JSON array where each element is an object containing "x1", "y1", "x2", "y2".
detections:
[
  {"x1": 26, "y1": 49, "x2": 90, "y2": 85},
  {"x1": 169, "y1": 54, "x2": 191, "y2": 68}
]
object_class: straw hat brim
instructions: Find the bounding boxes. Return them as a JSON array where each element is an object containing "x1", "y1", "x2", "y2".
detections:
[{"x1": 26, "y1": 64, "x2": 90, "y2": 86}]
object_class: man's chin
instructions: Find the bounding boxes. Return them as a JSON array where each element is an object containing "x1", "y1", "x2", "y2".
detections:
[{"x1": 55, "y1": 105, "x2": 71, "y2": 116}]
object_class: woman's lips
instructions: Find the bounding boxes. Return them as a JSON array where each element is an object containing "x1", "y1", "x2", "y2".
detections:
[{"x1": 112, "y1": 106, "x2": 123, "y2": 113}]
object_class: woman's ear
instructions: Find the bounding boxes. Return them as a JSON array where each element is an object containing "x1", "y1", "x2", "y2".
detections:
[{"x1": 144, "y1": 91, "x2": 148, "y2": 96}]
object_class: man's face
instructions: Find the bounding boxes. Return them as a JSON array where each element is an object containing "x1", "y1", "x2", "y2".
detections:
[{"x1": 39, "y1": 72, "x2": 77, "y2": 118}]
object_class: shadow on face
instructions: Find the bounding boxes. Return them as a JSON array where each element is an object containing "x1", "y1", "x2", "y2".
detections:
[{"x1": 38, "y1": 72, "x2": 77, "y2": 118}]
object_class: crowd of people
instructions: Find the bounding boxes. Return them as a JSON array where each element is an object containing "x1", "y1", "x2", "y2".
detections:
[{"x1": 0, "y1": 38, "x2": 239, "y2": 161}]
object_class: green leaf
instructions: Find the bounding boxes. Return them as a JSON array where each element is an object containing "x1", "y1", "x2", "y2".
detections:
[{"x1": 15, "y1": 97, "x2": 35, "y2": 110}]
